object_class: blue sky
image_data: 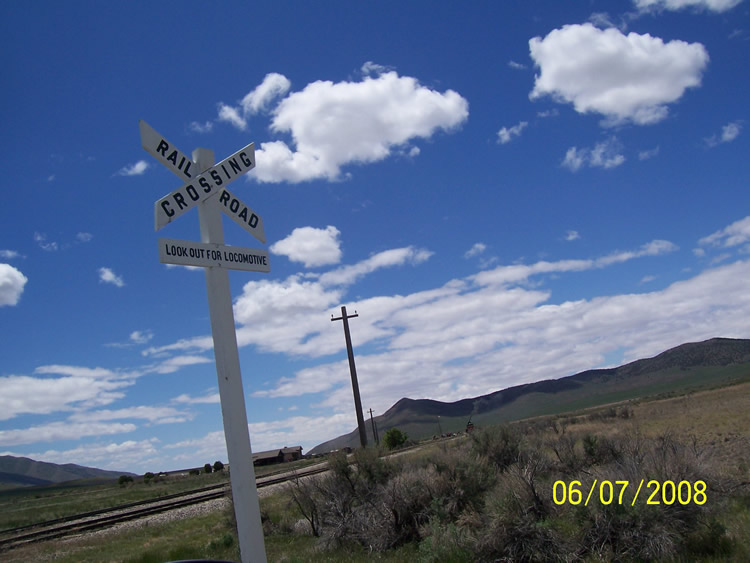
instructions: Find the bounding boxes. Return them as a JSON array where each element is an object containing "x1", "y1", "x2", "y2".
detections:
[{"x1": 1, "y1": 0, "x2": 749, "y2": 474}]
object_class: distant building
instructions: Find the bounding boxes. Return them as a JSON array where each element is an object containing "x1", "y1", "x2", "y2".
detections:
[
  {"x1": 252, "y1": 446, "x2": 303, "y2": 466},
  {"x1": 281, "y1": 446, "x2": 303, "y2": 462}
]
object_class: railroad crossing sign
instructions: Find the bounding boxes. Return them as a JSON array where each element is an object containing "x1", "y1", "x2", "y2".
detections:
[
  {"x1": 140, "y1": 120, "x2": 262, "y2": 237},
  {"x1": 140, "y1": 121, "x2": 268, "y2": 563}
]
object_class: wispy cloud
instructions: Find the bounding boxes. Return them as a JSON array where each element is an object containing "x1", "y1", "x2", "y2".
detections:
[
  {"x1": 562, "y1": 138, "x2": 625, "y2": 171},
  {"x1": 497, "y1": 121, "x2": 528, "y2": 144},
  {"x1": 34, "y1": 232, "x2": 58, "y2": 252},
  {"x1": 705, "y1": 121, "x2": 742, "y2": 147},
  {"x1": 464, "y1": 243, "x2": 487, "y2": 258},
  {"x1": 98, "y1": 267, "x2": 125, "y2": 288},
  {"x1": 115, "y1": 160, "x2": 149, "y2": 176}
]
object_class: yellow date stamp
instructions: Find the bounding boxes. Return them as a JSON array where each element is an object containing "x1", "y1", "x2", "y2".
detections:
[{"x1": 552, "y1": 479, "x2": 707, "y2": 506}]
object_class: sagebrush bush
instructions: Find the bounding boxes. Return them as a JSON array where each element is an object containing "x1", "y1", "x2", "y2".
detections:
[
  {"x1": 277, "y1": 422, "x2": 743, "y2": 560},
  {"x1": 469, "y1": 424, "x2": 520, "y2": 471}
]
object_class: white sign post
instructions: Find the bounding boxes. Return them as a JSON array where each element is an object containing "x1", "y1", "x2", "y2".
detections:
[{"x1": 141, "y1": 122, "x2": 268, "y2": 563}]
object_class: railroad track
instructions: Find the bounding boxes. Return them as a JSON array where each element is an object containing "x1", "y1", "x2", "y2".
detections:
[{"x1": 0, "y1": 464, "x2": 329, "y2": 552}]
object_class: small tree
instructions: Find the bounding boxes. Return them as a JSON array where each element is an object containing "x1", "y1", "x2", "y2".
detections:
[
  {"x1": 118, "y1": 474, "x2": 133, "y2": 487},
  {"x1": 143, "y1": 471, "x2": 155, "y2": 483},
  {"x1": 213, "y1": 460, "x2": 225, "y2": 472},
  {"x1": 203, "y1": 463, "x2": 213, "y2": 474},
  {"x1": 382, "y1": 427, "x2": 408, "y2": 450}
]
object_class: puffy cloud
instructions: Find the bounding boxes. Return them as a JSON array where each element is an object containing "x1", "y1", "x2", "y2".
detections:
[
  {"x1": 634, "y1": 0, "x2": 743, "y2": 12},
  {"x1": 116, "y1": 160, "x2": 149, "y2": 176},
  {"x1": 0, "y1": 263, "x2": 28, "y2": 306},
  {"x1": 270, "y1": 225, "x2": 343, "y2": 267},
  {"x1": 562, "y1": 138, "x2": 625, "y2": 171},
  {"x1": 254, "y1": 70, "x2": 468, "y2": 182},
  {"x1": 98, "y1": 267, "x2": 124, "y2": 288},
  {"x1": 497, "y1": 121, "x2": 528, "y2": 144},
  {"x1": 529, "y1": 24, "x2": 708, "y2": 126},
  {"x1": 565, "y1": 230, "x2": 581, "y2": 241}
]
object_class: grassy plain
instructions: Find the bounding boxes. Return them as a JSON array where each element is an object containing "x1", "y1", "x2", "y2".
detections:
[{"x1": 2, "y1": 380, "x2": 749, "y2": 562}]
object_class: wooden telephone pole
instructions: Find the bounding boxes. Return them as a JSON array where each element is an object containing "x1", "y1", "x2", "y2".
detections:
[
  {"x1": 332, "y1": 306, "x2": 367, "y2": 448},
  {"x1": 368, "y1": 408, "x2": 380, "y2": 445}
]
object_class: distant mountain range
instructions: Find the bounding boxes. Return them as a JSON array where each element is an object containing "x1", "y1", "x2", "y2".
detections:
[
  {"x1": 0, "y1": 455, "x2": 134, "y2": 490},
  {"x1": 309, "y1": 337, "x2": 750, "y2": 454}
]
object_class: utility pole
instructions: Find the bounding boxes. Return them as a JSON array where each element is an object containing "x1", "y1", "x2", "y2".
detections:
[
  {"x1": 331, "y1": 306, "x2": 367, "y2": 448},
  {"x1": 368, "y1": 408, "x2": 380, "y2": 445}
]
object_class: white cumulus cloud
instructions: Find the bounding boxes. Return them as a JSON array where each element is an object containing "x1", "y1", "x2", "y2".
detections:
[
  {"x1": 529, "y1": 24, "x2": 709, "y2": 126},
  {"x1": 253, "y1": 70, "x2": 469, "y2": 182},
  {"x1": 0, "y1": 264, "x2": 28, "y2": 306},
  {"x1": 270, "y1": 225, "x2": 343, "y2": 267}
]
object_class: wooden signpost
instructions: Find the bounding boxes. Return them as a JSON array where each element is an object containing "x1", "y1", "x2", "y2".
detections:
[{"x1": 140, "y1": 120, "x2": 268, "y2": 563}]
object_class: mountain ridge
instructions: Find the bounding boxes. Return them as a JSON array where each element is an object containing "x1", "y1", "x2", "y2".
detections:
[
  {"x1": 0, "y1": 455, "x2": 135, "y2": 490},
  {"x1": 309, "y1": 337, "x2": 750, "y2": 454}
]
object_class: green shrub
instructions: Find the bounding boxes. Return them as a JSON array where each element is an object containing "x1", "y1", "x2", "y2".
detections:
[{"x1": 383, "y1": 428, "x2": 408, "y2": 450}]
